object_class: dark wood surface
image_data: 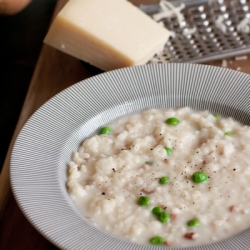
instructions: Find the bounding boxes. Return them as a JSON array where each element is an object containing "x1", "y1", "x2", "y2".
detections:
[{"x1": 1, "y1": 0, "x2": 250, "y2": 249}]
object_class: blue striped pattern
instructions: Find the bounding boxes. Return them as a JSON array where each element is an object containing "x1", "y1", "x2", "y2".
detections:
[{"x1": 10, "y1": 63, "x2": 250, "y2": 250}]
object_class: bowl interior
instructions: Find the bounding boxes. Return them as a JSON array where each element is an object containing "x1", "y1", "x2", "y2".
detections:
[{"x1": 60, "y1": 91, "x2": 250, "y2": 206}]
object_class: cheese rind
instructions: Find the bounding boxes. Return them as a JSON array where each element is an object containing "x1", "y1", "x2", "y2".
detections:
[{"x1": 44, "y1": 0, "x2": 170, "y2": 71}]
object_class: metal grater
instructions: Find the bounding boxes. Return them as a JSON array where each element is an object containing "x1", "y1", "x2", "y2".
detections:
[{"x1": 140, "y1": 0, "x2": 250, "y2": 63}]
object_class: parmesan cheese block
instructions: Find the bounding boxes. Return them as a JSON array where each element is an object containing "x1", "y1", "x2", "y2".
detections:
[{"x1": 44, "y1": 0, "x2": 171, "y2": 71}]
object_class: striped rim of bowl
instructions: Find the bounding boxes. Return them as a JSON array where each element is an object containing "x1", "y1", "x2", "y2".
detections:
[{"x1": 10, "y1": 63, "x2": 250, "y2": 250}]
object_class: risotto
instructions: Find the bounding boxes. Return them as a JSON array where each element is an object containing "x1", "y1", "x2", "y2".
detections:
[{"x1": 67, "y1": 107, "x2": 250, "y2": 247}]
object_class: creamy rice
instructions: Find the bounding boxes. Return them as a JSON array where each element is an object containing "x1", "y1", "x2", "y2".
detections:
[{"x1": 67, "y1": 107, "x2": 250, "y2": 247}]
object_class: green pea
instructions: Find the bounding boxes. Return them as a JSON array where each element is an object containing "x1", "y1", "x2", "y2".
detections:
[
  {"x1": 145, "y1": 161, "x2": 153, "y2": 166},
  {"x1": 165, "y1": 147, "x2": 172, "y2": 155},
  {"x1": 152, "y1": 206, "x2": 162, "y2": 216},
  {"x1": 138, "y1": 196, "x2": 150, "y2": 206},
  {"x1": 99, "y1": 126, "x2": 111, "y2": 134},
  {"x1": 159, "y1": 176, "x2": 170, "y2": 185},
  {"x1": 187, "y1": 219, "x2": 200, "y2": 227},
  {"x1": 225, "y1": 131, "x2": 232, "y2": 136},
  {"x1": 165, "y1": 117, "x2": 180, "y2": 126},
  {"x1": 158, "y1": 212, "x2": 170, "y2": 223},
  {"x1": 213, "y1": 114, "x2": 219, "y2": 119},
  {"x1": 192, "y1": 171, "x2": 208, "y2": 183},
  {"x1": 150, "y1": 236, "x2": 164, "y2": 245}
]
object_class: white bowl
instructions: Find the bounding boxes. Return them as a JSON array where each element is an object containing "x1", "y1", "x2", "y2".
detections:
[{"x1": 10, "y1": 63, "x2": 250, "y2": 250}]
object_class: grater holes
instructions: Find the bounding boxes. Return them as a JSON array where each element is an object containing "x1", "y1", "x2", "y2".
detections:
[
  {"x1": 203, "y1": 20, "x2": 214, "y2": 26},
  {"x1": 210, "y1": 49, "x2": 217, "y2": 53},
  {"x1": 239, "y1": 34, "x2": 250, "y2": 43},
  {"x1": 216, "y1": 38, "x2": 223, "y2": 43},
  {"x1": 178, "y1": 40, "x2": 188, "y2": 46},
  {"x1": 172, "y1": 51, "x2": 183, "y2": 58},
  {"x1": 189, "y1": 54, "x2": 198, "y2": 59},
  {"x1": 189, "y1": 39, "x2": 196, "y2": 44},
  {"x1": 203, "y1": 13, "x2": 212, "y2": 20},
  {"x1": 173, "y1": 22, "x2": 180, "y2": 29},
  {"x1": 209, "y1": 0, "x2": 219, "y2": 8},
  {"x1": 215, "y1": 42, "x2": 222, "y2": 48},
  {"x1": 223, "y1": 13, "x2": 230, "y2": 19},
  {"x1": 197, "y1": 48, "x2": 205, "y2": 54},
  {"x1": 240, "y1": 0, "x2": 247, "y2": 4},
  {"x1": 196, "y1": 22, "x2": 205, "y2": 28},
  {"x1": 229, "y1": 41, "x2": 240, "y2": 47},
  {"x1": 213, "y1": 33, "x2": 223, "y2": 38},
  {"x1": 229, "y1": 26, "x2": 236, "y2": 32},
  {"x1": 192, "y1": 44, "x2": 202, "y2": 49},
  {"x1": 192, "y1": 14, "x2": 202, "y2": 21},
  {"x1": 206, "y1": 44, "x2": 214, "y2": 50},
  {"x1": 169, "y1": 36, "x2": 175, "y2": 42},
  {"x1": 218, "y1": 0, "x2": 227, "y2": 4},
  {"x1": 223, "y1": 13, "x2": 235, "y2": 22},
  {"x1": 237, "y1": 14, "x2": 250, "y2": 21},
  {"x1": 144, "y1": 0, "x2": 250, "y2": 64},
  {"x1": 220, "y1": 6, "x2": 230, "y2": 12},
  {"x1": 225, "y1": 20, "x2": 233, "y2": 26},
  {"x1": 188, "y1": 8, "x2": 200, "y2": 15},
  {"x1": 198, "y1": 5, "x2": 206, "y2": 12},
  {"x1": 243, "y1": 6, "x2": 249, "y2": 12},
  {"x1": 185, "y1": 51, "x2": 192, "y2": 55},
  {"x1": 205, "y1": 26, "x2": 214, "y2": 32},
  {"x1": 226, "y1": 20, "x2": 238, "y2": 27},
  {"x1": 231, "y1": 0, "x2": 240, "y2": 7},
  {"x1": 211, "y1": 7, "x2": 221, "y2": 15},
  {"x1": 170, "y1": 16, "x2": 177, "y2": 22},
  {"x1": 226, "y1": 36, "x2": 237, "y2": 41},
  {"x1": 209, "y1": 33, "x2": 216, "y2": 38},
  {"x1": 204, "y1": 38, "x2": 212, "y2": 44},
  {"x1": 162, "y1": 53, "x2": 172, "y2": 59},
  {"x1": 213, "y1": 37, "x2": 219, "y2": 42},
  {"x1": 234, "y1": 7, "x2": 247, "y2": 14},
  {"x1": 232, "y1": 31, "x2": 239, "y2": 36},
  {"x1": 184, "y1": 51, "x2": 196, "y2": 58},
  {"x1": 197, "y1": 27, "x2": 207, "y2": 34},
  {"x1": 169, "y1": 45, "x2": 179, "y2": 51}
]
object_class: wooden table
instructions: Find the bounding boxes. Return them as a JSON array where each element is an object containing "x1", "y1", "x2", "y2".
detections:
[{"x1": 1, "y1": 0, "x2": 250, "y2": 249}]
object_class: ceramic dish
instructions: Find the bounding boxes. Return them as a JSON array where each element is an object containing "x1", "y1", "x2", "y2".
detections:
[{"x1": 10, "y1": 63, "x2": 250, "y2": 250}]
